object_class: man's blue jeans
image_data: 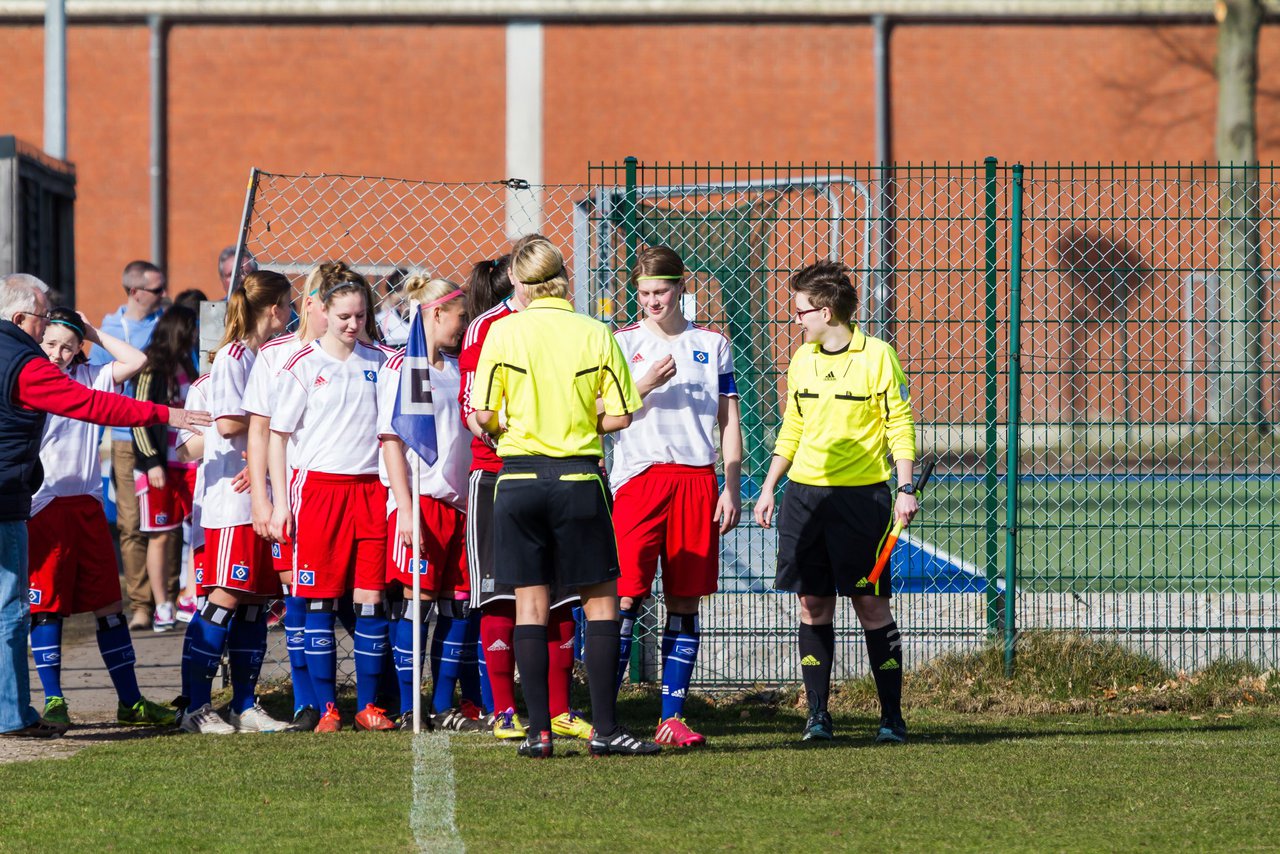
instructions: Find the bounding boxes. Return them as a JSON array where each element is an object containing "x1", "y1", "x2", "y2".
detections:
[{"x1": 0, "y1": 521, "x2": 39, "y2": 731}]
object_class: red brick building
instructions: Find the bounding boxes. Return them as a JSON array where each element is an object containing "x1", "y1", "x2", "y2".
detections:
[{"x1": 1, "y1": 0, "x2": 1276, "y2": 322}]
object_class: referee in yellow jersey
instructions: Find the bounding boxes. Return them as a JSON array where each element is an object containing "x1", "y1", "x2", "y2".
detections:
[
  {"x1": 754, "y1": 260, "x2": 919, "y2": 745},
  {"x1": 473, "y1": 235, "x2": 661, "y2": 759}
]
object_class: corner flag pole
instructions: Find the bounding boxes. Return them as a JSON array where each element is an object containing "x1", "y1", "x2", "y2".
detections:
[{"x1": 411, "y1": 451, "x2": 422, "y2": 734}]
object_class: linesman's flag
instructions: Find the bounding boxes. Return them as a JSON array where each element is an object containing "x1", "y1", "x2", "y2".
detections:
[{"x1": 391, "y1": 305, "x2": 438, "y2": 466}]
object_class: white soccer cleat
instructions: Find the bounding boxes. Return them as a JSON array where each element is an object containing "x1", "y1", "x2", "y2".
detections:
[
  {"x1": 230, "y1": 702, "x2": 291, "y2": 733},
  {"x1": 179, "y1": 703, "x2": 235, "y2": 735}
]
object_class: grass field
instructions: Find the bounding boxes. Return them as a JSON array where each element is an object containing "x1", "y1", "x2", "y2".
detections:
[{"x1": 4, "y1": 691, "x2": 1280, "y2": 852}]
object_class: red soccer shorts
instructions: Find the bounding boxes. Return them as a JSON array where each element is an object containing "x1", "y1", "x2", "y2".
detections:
[
  {"x1": 292, "y1": 471, "x2": 388, "y2": 598},
  {"x1": 192, "y1": 544, "x2": 207, "y2": 597},
  {"x1": 27, "y1": 495, "x2": 122, "y2": 615},
  {"x1": 204, "y1": 523, "x2": 281, "y2": 597},
  {"x1": 135, "y1": 465, "x2": 197, "y2": 532},
  {"x1": 612, "y1": 464, "x2": 720, "y2": 600},
  {"x1": 386, "y1": 497, "x2": 469, "y2": 596},
  {"x1": 270, "y1": 536, "x2": 294, "y2": 577}
]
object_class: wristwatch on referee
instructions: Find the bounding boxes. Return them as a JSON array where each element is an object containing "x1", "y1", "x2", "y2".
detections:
[{"x1": 896, "y1": 483, "x2": 916, "y2": 496}]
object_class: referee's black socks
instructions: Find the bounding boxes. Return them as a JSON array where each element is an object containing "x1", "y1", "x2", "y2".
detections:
[
  {"x1": 585, "y1": 620, "x2": 621, "y2": 737},
  {"x1": 864, "y1": 621, "x2": 903, "y2": 723},
  {"x1": 798, "y1": 622, "x2": 835, "y2": 714},
  {"x1": 514, "y1": 625, "x2": 551, "y2": 735}
]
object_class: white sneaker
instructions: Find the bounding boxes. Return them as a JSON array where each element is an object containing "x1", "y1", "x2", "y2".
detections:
[
  {"x1": 231, "y1": 702, "x2": 290, "y2": 733},
  {"x1": 179, "y1": 703, "x2": 235, "y2": 734},
  {"x1": 153, "y1": 601, "x2": 176, "y2": 632}
]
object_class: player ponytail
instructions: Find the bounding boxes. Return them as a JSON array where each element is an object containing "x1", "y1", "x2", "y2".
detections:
[
  {"x1": 404, "y1": 275, "x2": 464, "y2": 311},
  {"x1": 213, "y1": 270, "x2": 292, "y2": 362},
  {"x1": 630, "y1": 245, "x2": 686, "y2": 289},
  {"x1": 465, "y1": 255, "x2": 511, "y2": 319},
  {"x1": 300, "y1": 261, "x2": 364, "y2": 340},
  {"x1": 790, "y1": 260, "x2": 857, "y2": 326},
  {"x1": 509, "y1": 235, "x2": 569, "y2": 301}
]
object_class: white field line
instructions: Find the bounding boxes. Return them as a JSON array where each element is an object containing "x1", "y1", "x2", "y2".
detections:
[{"x1": 412, "y1": 732, "x2": 464, "y2": 854}]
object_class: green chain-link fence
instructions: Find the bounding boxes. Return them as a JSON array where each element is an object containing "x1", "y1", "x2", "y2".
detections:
[{"x1": 229, "y1": 158, "x2": 1279, "y2": 690}]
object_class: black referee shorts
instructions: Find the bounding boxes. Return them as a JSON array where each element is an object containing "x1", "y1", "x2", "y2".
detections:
[
  {"x1": 492, "y1": 455, "x2": 621, "y2": 591},
  {"x1": 774, "y1": 480, "x2": 894, "y2": 598},
  {"x1": 467, "y1": 469, "x2": 581, "y2": 610}
]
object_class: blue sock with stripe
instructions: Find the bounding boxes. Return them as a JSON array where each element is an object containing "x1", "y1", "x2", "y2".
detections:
[
  {"x1": 430, "y1": 607, "x2": 468, "y2": 714},
  {"x1": 188, "y1": 605, "x2": 233, "y2": 710},
  {"x1": 354, "y1": 603, "x2": 390, "y2": 709},
  {"x1": 616, "y1": 607, "x2": 639, "y2": 692},
  {"x1": 30, "y1": 615, "x2": 63, "y2": 699},
  {"x1": 180, "y1": 621, "x2": 194, "y2": 701},
  {"x1": 660, "y1": 612, "x2": 700, "y2": 720},
  {"x1": 392, "y1": 603, "x2": 432, "y2": 717},
  {"x1": 227, "y1": 604, "x2": 267, "y2": 714},
  {"x1": 284, "y1": 596, "x2": 316, "y2": 714},
  {"x1": 304, "y1": 604, "x2": 337, "y2": 710},
  {"x1": 96, "y1": 613, "x2": 142, "y2": 707},
  {"x1": 459, "y1": 608, "x2": 484, "y2": 711}
]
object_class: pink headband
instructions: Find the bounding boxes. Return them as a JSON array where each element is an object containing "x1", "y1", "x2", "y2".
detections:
[{"x1": 421, "y1": 289, "x2": 464, "y2": 310}]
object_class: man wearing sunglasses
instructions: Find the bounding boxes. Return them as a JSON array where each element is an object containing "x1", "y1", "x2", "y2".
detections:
[{"x1": 90, "y1": 260, "x2": 169, "y2": 630}]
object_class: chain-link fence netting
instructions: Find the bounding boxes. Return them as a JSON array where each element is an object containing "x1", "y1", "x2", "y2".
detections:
[{"x1": 226, "y1": 160, "x2": 1278, "y2": 690}]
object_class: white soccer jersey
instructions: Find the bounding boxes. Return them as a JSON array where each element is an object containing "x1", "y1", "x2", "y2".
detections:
[
  {"x1": 177, "y1": 373, "x2": 211, "y2": 547},
  {"x1": 271, "y1": 340, "x2": 386, "y2": 475},
  {"x1": 201, "y1": 340, "x2": 256, "y2": 529},
  {"x1": 376, "y1": 352, "x2": 471, "y2": 510},
  {"x1": 609, "y1": 321, "x2": 738, "y2": 491},
  {"x1": 242, "y1": 332, "x2": 304, "y2": 418},
  {"x1": 31, "y1": 362, "x2": 118, "y2": 517}
]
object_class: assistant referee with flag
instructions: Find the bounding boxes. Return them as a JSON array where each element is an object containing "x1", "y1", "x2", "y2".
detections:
[
  {"x1": 473, "y1": 235, "x2": 660, "y2": 759},
  {"x1": 754, "y1": 260, "x2": 918, "y2": 745}
]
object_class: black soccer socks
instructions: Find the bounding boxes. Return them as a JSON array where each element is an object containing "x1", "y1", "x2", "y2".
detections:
[
  {"x1": 514, "y1": 624, "x2": 551, "y2": 735},
  {"x1": 585, "y1": 619, "x2": 622, "y2": 737},
  {"x1": 798, "y1": 621, "x2": 836, "y2": 713},
  {"x1": 864, "y1": 621, "x2": 903, "y2": 723}
]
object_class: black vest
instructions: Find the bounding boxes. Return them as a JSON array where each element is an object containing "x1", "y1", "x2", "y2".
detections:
[{"x1": 0, "y1": 320, "x2": 49, "y2": 522}]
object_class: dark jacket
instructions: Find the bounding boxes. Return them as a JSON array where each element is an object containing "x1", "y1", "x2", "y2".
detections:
[
  {"x1": 0, "y1": 320, "x2": 50, "y2": 522},
  {"x1": 131, "y1": 368, "x2": 185, "y2": 472}
]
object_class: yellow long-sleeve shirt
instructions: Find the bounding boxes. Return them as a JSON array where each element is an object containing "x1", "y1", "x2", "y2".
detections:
[{"x1": 774, "y1": 327, "x2": 915, "y2": 487}]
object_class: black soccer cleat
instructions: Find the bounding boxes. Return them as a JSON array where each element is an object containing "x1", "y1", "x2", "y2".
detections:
[
  {"x1": 801, "y1": 710, "x2": 834, "y2": 742},
  {"x1": 588, "y1": 726, "x2": 661, "y2": 757},
  {"x1": 289, "y1": 705, "x2": 321, "y2": 733},
  {"x1": 517, "y1": 730, "x2": 554, "y2": 759},
  {"x1": 874, "y1": 716, "x2": 907, "y2": 745}
]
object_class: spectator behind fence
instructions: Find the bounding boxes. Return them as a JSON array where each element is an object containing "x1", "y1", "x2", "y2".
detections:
[
  {"x1": 90, "y1": 260, "x2": 169, "y2": 630},
  {"x1": 218, "y1": 246, "x2": 259, "y2": 297},
  {"x1": 0, "y1": 273, "x2": 210, "y2": 738},
  {"x1": 376, "y1": 268, "x2": 411, "y2": 346}
]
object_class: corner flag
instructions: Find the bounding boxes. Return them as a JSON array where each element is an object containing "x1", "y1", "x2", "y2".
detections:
[{"x1": 391, "y1": 305, "x2": 438, "y2": 465}]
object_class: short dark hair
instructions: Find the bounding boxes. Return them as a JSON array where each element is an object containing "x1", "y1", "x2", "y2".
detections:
[
  {"x1": 790, "y1": 260, "x2": 857, "y2": 325},
  {"x1": 174, "y1": 288, "x2": 209, "y2": 311},
  {"x1": 122, "y1": 260, "x2": 163, "y2": 291}
]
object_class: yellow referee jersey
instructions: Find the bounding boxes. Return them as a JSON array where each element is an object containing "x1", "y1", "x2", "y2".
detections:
[
  {"x1": 774, "y1": 326, "x2": 916, "y2": 487},
  {"x1": 474, "y1": 297, "x2": 641, "y2": 458}
]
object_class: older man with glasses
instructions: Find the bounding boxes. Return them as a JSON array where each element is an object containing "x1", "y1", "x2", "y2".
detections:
[
  {"x1": 0, "y1": 273, "x2": 210, "y2": 737},
  {"x1": 90, "y1": 260, "x2": 169, "y2": 629}
]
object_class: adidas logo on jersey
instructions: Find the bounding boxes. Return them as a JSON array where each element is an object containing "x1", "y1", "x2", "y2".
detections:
[
  {"x1": 313, "y1": 376, "x2": 328, "y2": 388},
  {"x1": 630, "y1": 352, "x2": 645, "y2": 363},
  {"x1": 800, "y1": 655, "x2": 821, "y2": 667},
  {"x1": 879, "y1": 658, "x2": 900, "y2": 671},
  {"x1": 486, "y1": 639, "x2": 511, "y2": 652},
  {"x1": 823, "y1": 371, "x2": 836, "y2": 380}
]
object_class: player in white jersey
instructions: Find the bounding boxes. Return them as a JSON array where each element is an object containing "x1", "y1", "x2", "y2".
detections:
[
  {"x1": 269, "y1": 272, "x2": 394, "y2": 733},
  {"x1": 610, "y1": 246, "x2": 743, "y2": 748},
  {"x1": 27, "y1": 307, "x2": 177, "y2": 728},
  {"x1": 377, "y1": 276, "x2": 474, "y2": 729},
  {"x1": 241, "y1": 261, "x2": 339, "y2": 732},
  {"x1": 181, "y1": 271, "x2": 294, "y2": 735}
]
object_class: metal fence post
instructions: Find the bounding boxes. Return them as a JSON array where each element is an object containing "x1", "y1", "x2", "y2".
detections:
[
  {"x1": 982, "y1": 156, "x2": 1001, "y2": 635},
  {"x1": 623, "y1": 155, "x2": 639, "y2": 324},
  {"x1": 1004, "y1": 162, "x2": 1025, "y2": 677}
]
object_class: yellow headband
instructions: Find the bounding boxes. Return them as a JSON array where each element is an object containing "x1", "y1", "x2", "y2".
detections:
[{"x1": 636, "y1": 275, "x2": 682, "y2": 281}]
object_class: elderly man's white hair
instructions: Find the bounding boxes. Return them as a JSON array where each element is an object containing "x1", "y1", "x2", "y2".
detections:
[{"x1": 0, "y1": 273, "x2": 51, "y2": 323}]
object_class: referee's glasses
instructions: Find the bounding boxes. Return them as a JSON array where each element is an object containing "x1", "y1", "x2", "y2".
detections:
[{"x1": 794, "y1": 306, "x2": 825, "y2": 319}]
